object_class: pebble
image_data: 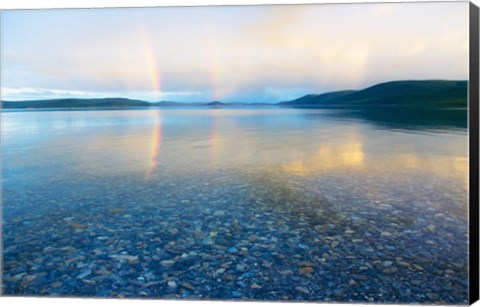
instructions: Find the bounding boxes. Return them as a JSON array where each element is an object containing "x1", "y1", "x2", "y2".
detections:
[
  {"x1": 215, "y1": 268, "x2": 226, "y2": 274},
  {"x1": 213, "y1": 211, "x2": 225, "y2": 217},
  {"x1": 413, "y1": 264, "x2": 424, "y2": 271},
  {"x1": 142, "y1": 281, "x2": 161, "y2": 288},
  {"x1": 108, "y1": 208, "x2": 126, "y2": 214},
  {"x1": 76, "y1": 269, "x2": 92, "y2": 279},
  {"x1": 95, "y1": 269, "x2": 112, "y2": 275},
  {"x1": 181, "y1": 282, "x2": 195, "y2": 291},
  {"x1": 43, "y1": 246, "x2": 56, "y2": 253},
  {"x1": 295, "y1": 286, "x2": 310, "y2": 294},
  {"x1": 160, "y1": 260, "x2": 175, "y2": 267},
  {"x1": 51, "y1": 281, "x2": 63, "y2": 288},
  {"x1": 382, "y1": 267, "x2": 398, "y2": 274},
  {"x1": 14, "y1": 273, "x2": 27, "y2": 280},
  {"x1": 333, "y1": 289, "x2": 345, "y2": 297},
  {"x1": 109, "y1": 255, "x2": 138, "y2": 262},
  {"x1": 299, "y1": 267, "x2": 314, "y2": 274},
  {"x1": 351, "y1": 274, "x2": 368, "y2": 281},
  {"x1": 251, "y1": 283, "x2": 261, "y2": 289},
  {"x1": 411, "y1": 280, "x2": 422, "y2": 286},
  {"x1": 70, "y1": 223, "x2": 88, "y2": 230},
  {"x1": 227, "y1": 247, "x2": 238, "y2": 254},
  {"x1": 2, "y1": 157, "x2": 469, "y2": 304},
  {"x1": 297, "y1": 261, "x2": 314, "y2": 266}
]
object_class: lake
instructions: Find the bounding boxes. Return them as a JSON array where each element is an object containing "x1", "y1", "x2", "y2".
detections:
[{"x1": 1, "y1": 107, "x2": 469, "y2": 303}]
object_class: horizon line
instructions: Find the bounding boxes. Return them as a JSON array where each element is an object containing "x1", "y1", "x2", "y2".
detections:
[{"x1": 1, "y1": 79, "x2": 468, "y2": 104}]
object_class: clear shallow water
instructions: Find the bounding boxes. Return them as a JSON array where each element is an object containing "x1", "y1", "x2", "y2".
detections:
[{"x1": 1, "y1": 107, "x2": 469, "y2": 303}]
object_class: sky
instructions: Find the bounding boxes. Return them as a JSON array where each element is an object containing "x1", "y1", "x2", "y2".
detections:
[{"x1": 0, "y1": 2, "x2": 470, "y2": 103}]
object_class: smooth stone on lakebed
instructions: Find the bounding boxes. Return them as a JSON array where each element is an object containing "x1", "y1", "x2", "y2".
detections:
[
  {"x1": 108, "y1": 208, "x2": 126, "y2": 214},
  {"x1": 333, "y1": 288, "x2": 345, "y2": 297},
  {"x1": 160, "y1": 260, "x2": 175, "y2": 266},
  {"x1": 299, "y1": 267, "x2": 314, "y2": 274},
  {"x1": 297, "y1": 261, "x2": 314, "y2": 266},
  {"x1": 295, "y1": 286, "x2": 310, "y2": 294},
  {"x1": 215, "y1": 268, "x2": 226, "y2": 274},
  {"x1": 109, "y1": 255, "x2": 139, "y2": 262},
  {"x1": 214, "y1": 211, "x2": 225, "y2": 217},
  {"x1": 76, "y1": 269, "x2": 92, "y2": 279},
  {"x1": 251, "y1": 283, "x2": 261, "y2": 289},
  {"x1": 43, "y1": 246, "x2": 56, "y2": 253},
  {"x1": 50, "y1": 281, "x2": 63, "y2": 288},
  {"x1": 181, "y1": 282, "x2": 195, "y2": 291},
  {"x1": 382, "y1": 267, "x2": 398, "y2": 274},
  {"x1": 351, "y1": 274, "x2": 368, "y2": 281},
  {"x1": 95, "y1": 269, "x2": 112, "y2": 275},
  {"x1": 70, "y1": 223, "x2": 88, "y2": 230},
  {"x1": 227, "y1": 247, "x2": 238, "y2": 253}
]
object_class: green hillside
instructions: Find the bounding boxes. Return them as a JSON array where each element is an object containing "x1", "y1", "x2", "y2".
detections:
[
  {"x1": 279, "y1": 90, "x2": 356, "y2": 105},
  {"x1": 2, "y1": 98, "x2": 151, "y2": 109},
  {"x1": 283, "y1": 80, "x2": 468, "y2": 107},
  {"x1": 2, "y1": 80, "x2": 468, "y2": 109}
]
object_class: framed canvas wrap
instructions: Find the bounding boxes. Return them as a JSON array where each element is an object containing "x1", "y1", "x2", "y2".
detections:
[{"x1": 0, "y1": 0, "x2": 479, "y2": 306}]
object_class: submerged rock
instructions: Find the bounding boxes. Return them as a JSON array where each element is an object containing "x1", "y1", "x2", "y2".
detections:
[
  {"x1": 109, "y1": 255, "x2": 139, "y2": 263},
  {"x1": 76, "y1": 269, "x2": 92, "y2": 279}
]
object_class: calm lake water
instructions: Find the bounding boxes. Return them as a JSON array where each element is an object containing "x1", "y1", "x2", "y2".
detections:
[{"x1": 1, "y1": 107, "x2": 469, "y2": 303}]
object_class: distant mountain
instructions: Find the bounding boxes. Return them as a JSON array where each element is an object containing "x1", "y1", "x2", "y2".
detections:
[
  {"x1": 1, "y1": 80, "x2": 468, "y2": 109},
  {"x1": 2, "y1": 98, "x2": 271, "y2": 109},
  {"x1": 153, "y1": 101, "x2": 202, "y2": 107},
  {"x1": 281, "y1": 80, "x2": 467, "y2": 107},
  {"x1": 279, "y1": 90, "x2": 356, "y2": 105},
  {"x1": 205, "y1": 101, "x2": 227, "y2": 106},
  {"x1": 2, "y1": 97, "x2": 151, "y2": 109}
]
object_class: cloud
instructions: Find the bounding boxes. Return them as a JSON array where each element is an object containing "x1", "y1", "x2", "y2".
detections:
[
  {"x1": 1, "y1": 2, "x2": 469, "y2": 102},
  {"x1": 1, "y1": 87, "x2": 202, "y2": 102}
]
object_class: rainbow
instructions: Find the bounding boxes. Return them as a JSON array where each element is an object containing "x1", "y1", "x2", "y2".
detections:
[
  {"x1": 203, "y1": 25, "x2": 222, "y2": 101},
  {"x1": 139, "y1": 25, "x2": 162, "y2": 96},
  {"x1": 209, "y1": 53, "x2": 221, "y2": 101}
]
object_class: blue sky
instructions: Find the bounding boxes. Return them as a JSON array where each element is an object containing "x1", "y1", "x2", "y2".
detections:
[{"x1": 1, "y1": 2, "x2": 469, "y2": 102}]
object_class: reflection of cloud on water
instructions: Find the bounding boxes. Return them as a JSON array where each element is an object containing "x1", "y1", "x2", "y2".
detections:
[
  {"x1": 281, "y1": 132, "x2": 467, "y2": 190},
  {"x1": 400, "y1": 155, "x2": 468, "y2": 189},
  {"x1": 283, "y1": 133, "x2": 365, "y2": 176}
]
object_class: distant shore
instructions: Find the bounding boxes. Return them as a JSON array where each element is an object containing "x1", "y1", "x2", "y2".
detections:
[{"x1": 2, "y1": 80, "x2": 468, "y2": 110}]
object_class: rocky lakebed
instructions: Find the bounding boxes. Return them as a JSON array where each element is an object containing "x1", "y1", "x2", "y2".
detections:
[{"x1": 1, "y1": 166, "x2": 469, "y2": 304}]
